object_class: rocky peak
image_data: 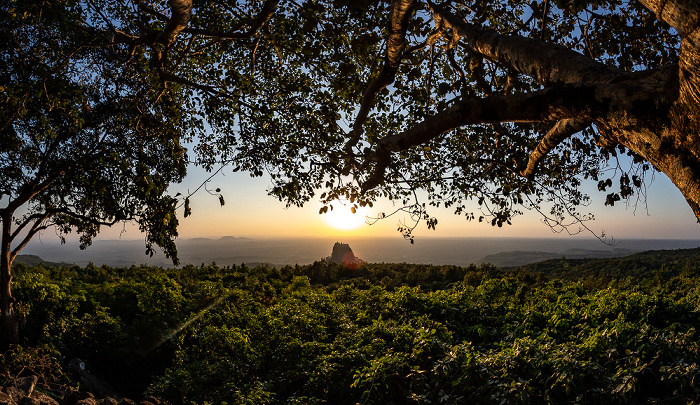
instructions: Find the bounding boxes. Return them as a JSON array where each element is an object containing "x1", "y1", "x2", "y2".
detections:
[{"x1": 328, "y1": 242, "x2": 364, "y2": 269}]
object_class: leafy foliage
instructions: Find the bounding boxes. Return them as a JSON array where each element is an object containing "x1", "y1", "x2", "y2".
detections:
[
  {"x1": 164, "y1": 0, "x2": 681, "y2": 231},
  {"x1": 6, "y1": 0, "x2": 681, "y2": 241},
  {"x1": 8, "y1": 250, "x2": 700, "y2": 403},
  {"x1": 1, "y1": 0, "x2": 197, "y2": 262}
]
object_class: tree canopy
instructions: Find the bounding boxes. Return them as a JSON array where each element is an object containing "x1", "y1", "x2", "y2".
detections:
[
  {"x1": 66, "y1": 0, "x2": 698, "y2": 239},
  {"x1": 4, "y1": 0, "x2": 699, "y2": 254},
  {"x1": 0, "y1": 0, "x2": 196, "y2": 261},
  {"x1": 0, "y1": 0, "x2": 197, "y2": 344}
]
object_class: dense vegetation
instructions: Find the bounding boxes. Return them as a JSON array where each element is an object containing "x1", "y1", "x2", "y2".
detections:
[{"x1": 4, "y1": 249, "x2": 700, "y2": 404}]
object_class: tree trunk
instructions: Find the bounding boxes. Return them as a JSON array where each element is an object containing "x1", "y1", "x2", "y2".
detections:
[
  {"x1": 598, "y1": 65, "x2": 700, "y2": 222},
  {"x1": 0, "y1": 214, "x2": 18, "y2": 349}
]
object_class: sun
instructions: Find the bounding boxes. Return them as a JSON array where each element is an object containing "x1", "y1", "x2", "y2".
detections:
[{"x1": 322, "y1": 201, "x2": 369, "y2": 230}]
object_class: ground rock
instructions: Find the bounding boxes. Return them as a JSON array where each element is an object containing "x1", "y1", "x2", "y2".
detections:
[
  {"x1": 0, "y1": 391, "x2": 15, "y2": 405},
  {"x1": 13, "y1": 377, "x2": 37, "y2": 397},
  {"x1": 28, "y1": 391, "x2": 59, "y2": 405},
  {"x1": 96, "y1": 399, "x2": 117, "y2": 405},
  {"x1": 60, "y1": 390, "x2": 94, "y2": 405},
  {"x1": 5, "y1": 387, "x2": 24, "y2": 403},
  {"x1": 19, "y1": 397, "x2": 39, "y2": 405}
]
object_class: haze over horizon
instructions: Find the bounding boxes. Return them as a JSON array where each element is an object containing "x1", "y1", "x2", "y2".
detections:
[
  {"x1": 45, "y1": 165, "x2": 700, "y2": 241},
  {"x1": 18, "y1": 163, "x2": 700, "y2": 265}
]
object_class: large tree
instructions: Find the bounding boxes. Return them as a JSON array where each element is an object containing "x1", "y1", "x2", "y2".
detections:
[
  {"x1": 0, "y1": 0, "x2": 194, "y2": 346},
  {"x1": 103, "y1": 0, "x2": 697, "y2": 236}
]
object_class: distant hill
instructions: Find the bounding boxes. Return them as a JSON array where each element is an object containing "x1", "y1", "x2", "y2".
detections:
[
  {"x1": 482, "y1": 248, "x2": 637, "y2": 267},
  {"x1": 218, "y1": 236, "x2": 252, "y2": 241},
  {"x1": 509, "y1": 247, "x2": 700, "y2": 285},
  {"x1": 14, "y1": 254, "x2": 72, "y2": 267}
]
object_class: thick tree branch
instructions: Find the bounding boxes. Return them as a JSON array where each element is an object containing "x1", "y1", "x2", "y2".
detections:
[
  {"x1": 46, "y1": 208, "x2": 132, "y2": 228},
  {"x1": 428, "y1": 2, "x2": 623, "y2": 85},
  {"x1": 519, "y1": 118, "x2": 590, "y2": 179},
  {"x1": 637, "y1": 0, "x2": 700, "y2": 37},
  {"x1": 10, "y1": 212, "x2": 50, "y2": 262},
  {"x1": 377, "y1": 84, "x2": 616, "y2": 152},
  {"x1": 344, "y1": 0, "x2": 417, "y2": 154},
  {"x1": 10, "y1": 213, "x2": 48, "y2": 241},
  {"x1": 363, "y1": 81, "x2": 649, "y2": 191},
  {"x1": 159, "y1": 0, "x2": 193, "y2": 47},
  {"x1": 2, "y1": 176, "x2": 57, "y2": 215},
  {"x1": 637, "y1": 0, "x2": 700, "y2": 107}
]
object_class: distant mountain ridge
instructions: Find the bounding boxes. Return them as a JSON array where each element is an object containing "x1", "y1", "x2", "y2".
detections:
[
  {"x1": 14, "y1": 254, "x2": 73, "y2": 267},
  {"x1": 511, "y1": 247, "x2": 700, "y2": 285},
  {"x1": 481, "y1": 248, "x2": 638, "y2": 267},
  {"x1": 20, "y1": 237, "x2": 699, "y2": 268}
]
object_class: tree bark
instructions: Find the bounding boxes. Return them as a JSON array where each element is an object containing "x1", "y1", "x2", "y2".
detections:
[
  {"x1": 0, "y1": 212, "x2": 18, "y2": 349},
  {"x1": 159, "y1": 0, "x2": 193, "y2": 47},
  {"x1": 429, "y1": 2, "x2": 623, "y2": 85}
]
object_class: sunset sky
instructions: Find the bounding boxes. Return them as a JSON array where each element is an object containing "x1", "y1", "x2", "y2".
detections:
[{"x1": 86, "y1": 162, "x2": 700, "y2": 242}]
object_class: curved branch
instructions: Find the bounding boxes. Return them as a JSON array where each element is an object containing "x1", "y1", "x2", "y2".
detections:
[
  {"x1": 519, "y1": 118, "x2": 590, "y2": 179},
  {"x1": 637, "y1": 0, "x2": 700, "y2": 37},
  {"x1": 428, "y1": 1, "x2": 623, "y2": 85},
  {"x1": 377, "y1": 84, "x2": 615, "y2": 152},
  {"x1": 10, "y1": 212, "x2": 50, "y2": 261},
  {"x1": 344, "y1": 0, "x2": 418, "y2": 153},
  {"x1": 363, "y1": 81, "x2": 646, "y2": 191},
  {"x1": 159, "y1": 0, "x2": 193, "y2": 47}
]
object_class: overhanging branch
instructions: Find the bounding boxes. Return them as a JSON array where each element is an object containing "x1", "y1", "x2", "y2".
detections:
[
  {"x1": 519, "y1": 118, "x2": 590, "y2": 179},
  {"x1": 362, "y1": 82, "x2": 632, "y2": 191},
  {"x1": 344, "y1": 0, "x2": 418, "y2": 154},
  {"x1": 159, "y1": 0, "x2": 193, "y2": 47},
  {"x1": 428, "y1": 1, "x2": 623, "y2": 85}
]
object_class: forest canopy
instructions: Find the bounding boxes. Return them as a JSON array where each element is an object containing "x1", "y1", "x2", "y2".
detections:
[{"x1": 1, "y1": 0, "x2": 699, "y2": 345}]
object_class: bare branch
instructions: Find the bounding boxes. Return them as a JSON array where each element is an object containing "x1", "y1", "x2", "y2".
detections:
[{"x1": 519, "y1": 118, "x2": 590, "y2": 179}]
